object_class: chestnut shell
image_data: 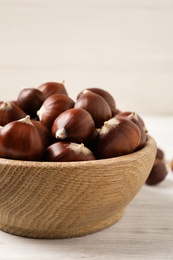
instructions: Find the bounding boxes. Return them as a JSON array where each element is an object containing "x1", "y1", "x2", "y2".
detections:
[
  {"x1": 0, "y1": 118, "x2": 44, "y2": 161},
  {"x1": 0, "y1": 102, "x2": 27, "y2": 126},
  {"x1": 95, "y1": 117, "x2": 141, "y2": 159},
  {"x1": 31, "y1": 119, "x2": 53, "y2": 148},
  {"x1": 75, "y1": 90, "x2": 112, "y2": 128},
  {"x1": 77, "y1": 88, "x2": 116, "y2": 116},
  {"x1": 17, "y1": 88, "x2": 45, "y2": 118},
  {"x1": 43, "y1": 142, "x2": 95, "y2": 162},
  {"x1": 37, "y1": 81, "x2": 68, "y2": 99},
  {"x1": 146, "y1": 158, "x2": 168, "y2": 185},
  {"x1": 116, "y1": 112, "x2": 147, "y2": 149},
  {"x1": 37, "y1": 94, "x2": 75, "y2": 129},
  {"x1": 52, "y1": 108, "x2": 95, "y2": 143}
]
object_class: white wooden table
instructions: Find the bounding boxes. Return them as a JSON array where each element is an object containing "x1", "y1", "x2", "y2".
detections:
[{"x1": 0, "y1": 116, "x2": 173, "y2": 260}]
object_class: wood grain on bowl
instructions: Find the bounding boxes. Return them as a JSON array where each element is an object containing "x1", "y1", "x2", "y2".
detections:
[{"x1": 0, "y1": 136, "x2": 157, "y2": 238}]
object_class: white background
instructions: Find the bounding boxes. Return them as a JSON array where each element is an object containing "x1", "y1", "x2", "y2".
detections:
[{"x1": 0, "y1": 0, "x2": 173, "y2": 115}]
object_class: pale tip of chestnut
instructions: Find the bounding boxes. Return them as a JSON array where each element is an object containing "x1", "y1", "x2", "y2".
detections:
[
  {"x1": 69, "y1": 142, "x2": 91, "y2": 155},
  {"x1": 0, "y1": 102, "x2": 13, "y2": 111},
  {"x1": 55, "y1": 128, "x2": 67, "y2": 139},
  {"x1": 37, "y1": 105, "x2": 45, "y2": 121},
  {"x1": 101, "y1": 117, "x2": 120, "y2": 135},
  {"x1": 131, "y1": 112, "x2": 148, "y2": 133},
  {"x1": 128, "y1": 112, "x2": 138, "y2": 121},
  {"x1": 18, "y1": 115, "x2": 34, "y2": 126},
  {"x1": 82, "y1": 89, "x2": 90, "y2": 95}
]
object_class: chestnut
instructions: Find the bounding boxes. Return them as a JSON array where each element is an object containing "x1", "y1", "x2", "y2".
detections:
[
  {"x1": 146, "y1": 158, "x2": 168, "y2": 185},
  {"x1": 0, "y1": 101, "x2": 26, "y2": 126},
  {"x1": 17, "y1": 88, "x2": 45, "y2": 118},
  {"x1": 31, "y1": 119, "x2": 54, "y2": 148},
  {"x1": 84, "y1": 128, "x2": 100, "y2": 154},
  {"x1": 37, "y1": 94, "x2": 75, "y2": 129},
  {"x1": 10, "y1": 100, "x2": 19, "y2": 107},
  {"x1": 116, "y1": 111, "x2": 147, "y2": 149},
  {"x1": 116, "y1": 111, "x2": 147, "y2": 132},
  {"x1": 0, "y1": 115, "x2": 44, "y2": 161},
  {"x1": 37, "y1": 81, "x2": 68, "y2": 99},
  {"x1": 156, "y1": 147, "x2": 165, "y2": 160},
  {"x1": 52, "y1": 108, "x2": 95, "y2": 143},
  {"x1": 43, "y1": 142, "x2": 96, "y2": 162},
  {"x1": 95, "y1": 117, "x2": 141, "y2": 159},
  {"x1": 77, "y1": 88, "x2": 116, "y2": 116},
  {"x1": 74, "y1": 90, "x2": 112, "y2": 128}
]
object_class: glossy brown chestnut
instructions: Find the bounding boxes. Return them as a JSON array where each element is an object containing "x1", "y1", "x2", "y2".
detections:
[
  {"x1": 75, "y1": 90, "x2": 112, "y2": 128},
  {"x1": 17, "y1": 88, "x2": 45, "y2": 118},
  {"x1": 77, "y1": 88, "x2": 116, "y2": 116},
  {"x1": 116, "y1": 111, "x2": 147, "y2": 149},
  {"x1": 9, "y1": 100, "x2": 19, "y2": 107},
  {"x1": 117, "y1": 111, "x2": 147, "y2": 131},
  {"x1": 52, "y1": 108, "x2": 95, "y2": 143},
  {"x1": 0, "y1": 101, "x2": 26, "y2": 126},
  {"x1": 146, "y1": 158, "x2": 168, "y2": 185},
  {"x1": 0, "y1": 115, "x2": 44, "y2": 161},
  {"x1": 156, "y1": 147, "x2": 165, "y2": 160},
  {"x1": 37, "y1": 81, "x2": 68, "y2": 99},
  {"x1": 95, "y1": 117, "x2": 141, "y2": 159},
  {"x1": 31, "y1": 119, "x2": 54, "y2": 148},
  {"x1": 84, "y1": 128, "x2": 100, "y2": 154},
  {"x1": 43, "y1": 142, "x2": 96, "y2": 162},
  {"x1": 37, "y1": 94, "x2": 75, "y2": 129}
]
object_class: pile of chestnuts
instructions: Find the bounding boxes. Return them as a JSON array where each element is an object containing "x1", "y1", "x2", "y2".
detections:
[
  {"x1": 0, "y1": 81, "x2": 147, "y2": 162},
  {"x1": 0, "y1": 81, "x2": 170, "y2": 185}
]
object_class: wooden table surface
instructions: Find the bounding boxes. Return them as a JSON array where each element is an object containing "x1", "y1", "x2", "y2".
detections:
[{"x1": 0, "y1": 116, "x2": 173, "y2": 259}]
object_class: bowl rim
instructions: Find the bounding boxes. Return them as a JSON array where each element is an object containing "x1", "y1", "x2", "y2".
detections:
[{"x1": 0, "y1": 135, "x2": 156, "y2": 169}]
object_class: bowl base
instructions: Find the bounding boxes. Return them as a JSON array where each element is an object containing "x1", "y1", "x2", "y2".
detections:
[{"x1": 0, "y1": 208, "x2": 125, "y2": 239}]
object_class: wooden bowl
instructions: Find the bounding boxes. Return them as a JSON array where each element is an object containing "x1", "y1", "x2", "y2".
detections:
[{"x1": 0, "y1": 135, "x2": 156, "y2": 239}]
